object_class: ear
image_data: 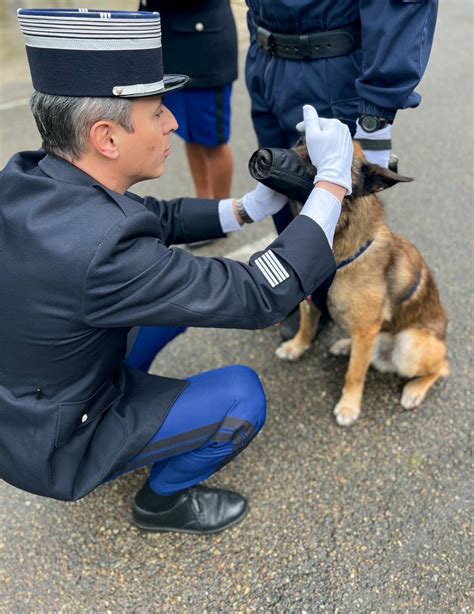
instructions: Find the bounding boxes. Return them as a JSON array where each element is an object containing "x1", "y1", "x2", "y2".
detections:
[
  {"x1": 89, "y1": 120, "x2": 120, "y2": 160},
  {"x1": 360, "y1": 162, "x2": 414, "y2": 195}
]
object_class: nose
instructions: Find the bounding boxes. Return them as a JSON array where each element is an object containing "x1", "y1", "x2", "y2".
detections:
[{"x1": 163, "y1": 105, "x2": 178, "y2": 134}]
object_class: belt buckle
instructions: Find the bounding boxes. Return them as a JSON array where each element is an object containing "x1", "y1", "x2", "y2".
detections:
[{"x1": 256, "y1": 26, "x2": 274, "y2": 53}]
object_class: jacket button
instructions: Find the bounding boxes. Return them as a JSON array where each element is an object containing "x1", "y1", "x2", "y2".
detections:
[
  {"x1": 195, "y1": 22, "x2": 204, "y2": 32},
  {"x1": 81, "y1": 414, "x2": 88, "y2": 423}
]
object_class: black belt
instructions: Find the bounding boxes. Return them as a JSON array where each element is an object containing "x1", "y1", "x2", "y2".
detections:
[{"x1": 255, "y1": 23, "x2": 361, "y2": 60}]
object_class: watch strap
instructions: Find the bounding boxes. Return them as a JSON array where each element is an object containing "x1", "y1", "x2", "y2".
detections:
[{"x1": 236, "y1": 198, "x2": 255, "y2": 224}]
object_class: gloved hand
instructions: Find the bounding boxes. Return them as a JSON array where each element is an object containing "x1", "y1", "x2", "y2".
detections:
[
  {"x1": 241, "y1": 182, "x2": 288, "y2": 223},
  {"x1": 354, "y1": 120, "x2": 392, "y2": 168},
  {"x1": 296, "y1": 105, "x2": 353, "y2": 195}
]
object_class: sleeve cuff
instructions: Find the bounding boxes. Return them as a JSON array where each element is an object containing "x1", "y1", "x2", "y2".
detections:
[
  {"x1": 358, "y1": 100, "x2": 397, "y2": 122},
  {"x1": 300, "y1": 188, "x2": 341, "y2": 247},
  {"x1": 218, "y1": 198, "x2": 243, "y2": 233}
]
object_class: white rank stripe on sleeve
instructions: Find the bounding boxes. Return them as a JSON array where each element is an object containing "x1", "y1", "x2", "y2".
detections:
[{"x1": 254, "y1": 250, "x2": 290, "y2": 287}]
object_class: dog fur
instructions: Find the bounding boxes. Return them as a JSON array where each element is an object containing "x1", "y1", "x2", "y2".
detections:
[{"x1": 276, "y1": 143, "x2": 449, "y2": 426}]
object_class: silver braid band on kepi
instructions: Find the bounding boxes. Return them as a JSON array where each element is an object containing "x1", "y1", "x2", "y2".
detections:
[{"x1": 16, "y1": 8, "x2": 189, "y2": 98}]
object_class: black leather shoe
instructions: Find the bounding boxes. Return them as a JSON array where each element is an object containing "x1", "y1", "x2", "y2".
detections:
[{"x1": 132, "y1": 483, "x2": 248, "y2": 534}]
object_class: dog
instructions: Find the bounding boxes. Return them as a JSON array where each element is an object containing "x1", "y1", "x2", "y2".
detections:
[{"x1": 275, "y1": 142, "x2": 449, "y2": 426}]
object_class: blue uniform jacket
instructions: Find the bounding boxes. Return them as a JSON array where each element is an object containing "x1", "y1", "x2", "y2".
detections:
[
  {"x1": 0, "y1": 151, "x2": 335, "y2": 501},
  {"x1": 246, "y1": 0, "x2": 438, "y2": 120}
]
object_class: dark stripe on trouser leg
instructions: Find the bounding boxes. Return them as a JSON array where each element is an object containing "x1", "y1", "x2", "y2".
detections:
[
  {"x1": 213, "y1": 417, "x2": 259, "y2": 471},
  {"x1": 215, "y1": 87, "x2": 225, "y2": 145},
  {"x1": 113, "y1": 417, "x2": 257, "y2": 475},
  {"x1": 215, "y1": 416, "x2": 257, "y2": 444},
  {"x1": 135, "y1": 421, "x2": 222, "y2": 456}
]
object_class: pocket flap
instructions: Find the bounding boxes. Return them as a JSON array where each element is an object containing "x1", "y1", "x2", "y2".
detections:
[{"x1": 56, "y1": 381, "x2": 123, "y2": 447}]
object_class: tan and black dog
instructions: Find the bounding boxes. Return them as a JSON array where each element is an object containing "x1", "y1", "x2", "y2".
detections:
[{"x1": 275, "y1": 143, "x2": 449, "y2": 426}]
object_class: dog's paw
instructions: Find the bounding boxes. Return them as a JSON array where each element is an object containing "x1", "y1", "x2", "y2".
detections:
[
  {"x1": 400, "y1": 380, "x2": 427, "y2": 410},
  {"x1": 329, "y1": 338, "x2": 351, "y2": 356},
  {"x1": 275, "y1": 340, "x2": 310, "y2": 361},
  {"x1": 333, "y1": 400, "x2": 361, "y2": 426}
]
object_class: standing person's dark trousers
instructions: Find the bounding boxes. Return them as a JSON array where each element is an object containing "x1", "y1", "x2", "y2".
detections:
[
  {"x1": 245, "y1": 0, "x2": 438, "y2": 249},
  {"x1": 245, "y1": 0, "x2": 438, "y2": 233},
  {"x1": 245, "y1": 28, "x2": 360, "y2": 235}
]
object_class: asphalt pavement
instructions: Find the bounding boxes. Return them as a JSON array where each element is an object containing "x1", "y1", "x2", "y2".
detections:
[{"x1": 0, "y1": 1, "x2": 472, "y2": 612}]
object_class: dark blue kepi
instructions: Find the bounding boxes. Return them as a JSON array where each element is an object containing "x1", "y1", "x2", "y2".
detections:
[{"x1": 17, "y1": 8, "x2": 189, "y2": 97}]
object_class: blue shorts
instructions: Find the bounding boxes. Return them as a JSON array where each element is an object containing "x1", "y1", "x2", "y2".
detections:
[{"x1": 165, "y1": 85, "x2": 232, "y2": 147}]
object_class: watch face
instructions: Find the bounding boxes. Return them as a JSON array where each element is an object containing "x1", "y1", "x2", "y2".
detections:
[{"x1": 361, "y1": 115, "x2": 378, "y2": 132}]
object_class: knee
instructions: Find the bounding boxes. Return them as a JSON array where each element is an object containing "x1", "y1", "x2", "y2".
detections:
[{"x1": 224, "y1": 365, "x2": 267, "y2": 432}]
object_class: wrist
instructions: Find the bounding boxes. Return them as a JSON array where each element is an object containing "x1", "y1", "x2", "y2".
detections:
[
  {"x1": 315, "y1": 181, "x2": 347, "y2": 202},
  {"x1": 358, "y1": 101, "x2": 397, "y2": 123},
  {"x1": 236, "y1": 197, "x2": 255, "y2": 224},
  {"x1": 314, "y1": 170, "x2": 352, "y2": 196}
]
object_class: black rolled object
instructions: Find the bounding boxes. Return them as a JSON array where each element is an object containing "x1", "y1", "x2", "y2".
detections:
[{"x1": 248, "y1": 147, "x2": 316, "y2": 204}]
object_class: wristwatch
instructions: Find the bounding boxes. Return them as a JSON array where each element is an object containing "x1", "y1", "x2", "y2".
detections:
[
  {"x1": 358, "y1": 115, "x2": 390, "y2": 133},
  {"x1": 235, "y1": 198, "x2": 254, "y2": 224}
]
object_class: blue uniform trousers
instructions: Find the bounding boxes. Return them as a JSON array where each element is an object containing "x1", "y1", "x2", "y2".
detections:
[
  {"x1": 111, "y1": 326, "x2": 267, "y2": 495},
  {"x1": 245, "y1": 41, "x2": 361, "y2": 234}
]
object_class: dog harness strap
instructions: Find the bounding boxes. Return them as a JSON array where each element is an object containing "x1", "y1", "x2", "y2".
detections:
[
  {"x1": 337, "y1": 239, "x2": 373, "y2": 270},
  {"x1": 397, "y1": 269, "x2": 422, "y2": 304}
]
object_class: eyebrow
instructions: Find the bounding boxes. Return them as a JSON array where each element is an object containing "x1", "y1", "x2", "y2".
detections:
[{"x1": 155, "y1": 96, "x2": 165, "y2": 113}]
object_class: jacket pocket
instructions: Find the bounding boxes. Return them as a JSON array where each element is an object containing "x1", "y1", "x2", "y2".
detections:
[{"x1": 55, "y1": 380, "x2": 123, "y2": 447}]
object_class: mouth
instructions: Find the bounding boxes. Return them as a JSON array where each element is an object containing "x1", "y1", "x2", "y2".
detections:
[{"x1": 164, "y1": 146, "x2": 172, "y2": 158}]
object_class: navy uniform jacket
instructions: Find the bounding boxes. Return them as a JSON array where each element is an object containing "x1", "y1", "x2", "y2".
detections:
[
  {"x1": 246, "y1": 0, "x2": 438, "y2": 121},
  {"x1": 0, "y1": 151, "x2": 335, "y2": 501},
  {"x1": 141, "y1": 0, "x2": 238, "y2": 89}
]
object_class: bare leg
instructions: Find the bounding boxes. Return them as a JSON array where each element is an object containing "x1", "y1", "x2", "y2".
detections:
[
  {"x1": 206, "y1": 143, "x2": 233, "y2": 199},
  {"x1": 185, "y1": 142, "x2": 233, "y2": 199},
  {"x1": 276, "y1": 301, "x2": 321, "y2": 361},
  {"x1": 334, "y1": 325, "x2": 380, "y2": 426},
  {"x1": 185, "y1": 142, "x2": 213, "y2": 198}
]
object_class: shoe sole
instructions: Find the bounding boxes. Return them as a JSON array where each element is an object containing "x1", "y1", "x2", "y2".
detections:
[{"x1": 131, "y1": 501, "x2": 249, "y2": 535}]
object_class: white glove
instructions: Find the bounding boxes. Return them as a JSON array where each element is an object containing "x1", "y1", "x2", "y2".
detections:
[
  {"x1": 218, "y1": 183, "x2": 288, "y2": 233},
  {"x1": 241, "y1": 182, "x2": 288, "y2": 223},
  {"x1": 296, "y1": 105, "x2": 353, "y2": 195},
  {"x1": 355, "y1": 120, "x2": 392, "y2": 168}
]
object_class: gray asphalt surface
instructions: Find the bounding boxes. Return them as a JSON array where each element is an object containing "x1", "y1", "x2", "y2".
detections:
[{"x1": 0, "y1": 1, "x2": 472, "y2": 612}]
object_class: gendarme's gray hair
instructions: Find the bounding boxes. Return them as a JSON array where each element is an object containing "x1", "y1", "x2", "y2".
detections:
[{"x1": 30, "y1": 91, "x2": 134, "y2": 161}]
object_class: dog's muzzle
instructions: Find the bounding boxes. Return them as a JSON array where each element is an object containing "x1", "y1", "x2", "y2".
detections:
[{"x1": 248, "y1": 148, "x2": 316, "y2": 204}]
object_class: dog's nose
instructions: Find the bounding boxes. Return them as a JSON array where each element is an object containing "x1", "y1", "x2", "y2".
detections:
[{"x1": 253, "y1": 148, "x2": 273, "y2": 179}]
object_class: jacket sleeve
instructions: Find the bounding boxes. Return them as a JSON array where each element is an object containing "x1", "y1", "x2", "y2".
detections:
[
  {"x1": 82, "y1": 211, "x2": 335, "y2": 330},
  {"x1": 356, "y1": 0, "x2": 438, "y2": 120},
  {"x1": 139, "y1": 195, "x2": 226, "y2": 245}
]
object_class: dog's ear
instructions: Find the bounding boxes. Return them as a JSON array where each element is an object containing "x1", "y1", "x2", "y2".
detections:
[{"x1": 358, "y1": 162, "x2": 414, "y2": 196}]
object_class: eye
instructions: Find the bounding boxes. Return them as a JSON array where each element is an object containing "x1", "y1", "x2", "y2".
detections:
[{"x1": 155, "y1": 108, "x2": 164, "y2": 118}]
